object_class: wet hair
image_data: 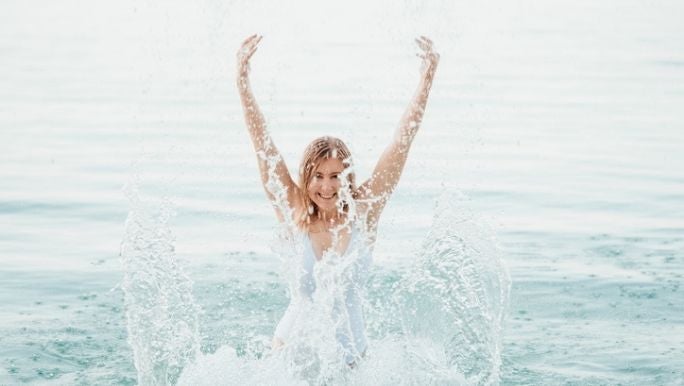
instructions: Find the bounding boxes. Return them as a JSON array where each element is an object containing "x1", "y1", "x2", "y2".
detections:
[{"x1": 297, "y1": 136, "x2": 356, "y2": 230}]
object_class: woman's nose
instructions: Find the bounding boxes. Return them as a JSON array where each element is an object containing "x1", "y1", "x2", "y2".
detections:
[{"x1": 321, "y1": 180, "x2": 336, "y2": 192}]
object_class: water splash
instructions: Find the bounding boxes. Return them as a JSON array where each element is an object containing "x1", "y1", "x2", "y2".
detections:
[
  {"x1": 120, "y1": 182, "x2": 201, "y2": 385},
  {"x1": 174, "y1": 191, "x2": 510, "y2": 385},
  {"x1": 390, "y1": 192, "x2": 511, "y2": 385},
  {"x1": 121, "y1": 144, "x2": 508, "y2": 385}
]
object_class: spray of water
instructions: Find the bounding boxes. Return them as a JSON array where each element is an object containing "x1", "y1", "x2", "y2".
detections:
[
  {"x1": 391, "y1": 192, "x2": 511, "y2": 384},
  {"x1": 175, "y1": 191, "x2": 510, "y2": 385},
  {"x1": 120, "y1": 182, "x2": 201, "y2": 385}
]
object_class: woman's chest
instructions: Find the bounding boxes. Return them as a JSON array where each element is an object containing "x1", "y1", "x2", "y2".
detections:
[{"x1": 308, "y1": 228, "x2": 353, "y2": 261}]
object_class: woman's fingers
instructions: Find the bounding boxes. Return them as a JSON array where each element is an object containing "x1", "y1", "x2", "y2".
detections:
[
  {"x1": 238, "y1": 34, "x2": 262, "y2": 63},
  {"x1": 415, "y1": 37, "x2": 435, "y2": 59},
  {"x1": 247, "y1": 34, "x2": 262, "y2": 46},
  {"x1": 414, "y1": 36, "x2": 438, "y2": 72},
  {"x1": 241, "y1": 34, "x2": 258, "y2": 46},
  {"x1": 415, "y1": 36, "x2": 433, "y2": 53},
  {"x1": 240, "y1": 34, "x2": 262, "y2": 52}
]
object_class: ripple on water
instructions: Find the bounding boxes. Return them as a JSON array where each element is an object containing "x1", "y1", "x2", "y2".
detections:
[{"x1": 0, "y1": 270, "x2": 134, "y2": 385}]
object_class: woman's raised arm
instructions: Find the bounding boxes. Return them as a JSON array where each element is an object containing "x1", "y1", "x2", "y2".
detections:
[
  {"x1": 357, "y1": 36, "x2": 440, "y2": 230},
  {"x1": 237, "y1": 34, "x2": 299, "y2": 222}
]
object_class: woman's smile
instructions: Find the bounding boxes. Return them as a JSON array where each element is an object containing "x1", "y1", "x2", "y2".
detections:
[{"x1": 318, "y1": 193, "x2": 336, "y2": 200}]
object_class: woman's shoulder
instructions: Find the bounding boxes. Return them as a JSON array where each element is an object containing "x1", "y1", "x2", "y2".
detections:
[{"x1": 275, "y1": 199, "x2": 305, "y2": 230}]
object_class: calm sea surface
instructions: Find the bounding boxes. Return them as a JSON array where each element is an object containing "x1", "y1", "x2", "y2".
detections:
[{"x1": 1, "y1": 0, "x2": 683, "y2": 384}]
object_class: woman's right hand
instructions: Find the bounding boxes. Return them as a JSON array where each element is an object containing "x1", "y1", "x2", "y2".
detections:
[
  {"x1": 415, "y1": 36, "x2": 439, "y2": 79},
  {"x1": 237, "y1": 34, "x2": 262, "y2": 79}
]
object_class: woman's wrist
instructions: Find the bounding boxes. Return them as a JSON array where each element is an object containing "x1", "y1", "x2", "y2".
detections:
[
  {"x1": 237, "y1": 72, "x2": 250, "y2": 90},
  {"x1": 421, "y1": 64, "x2": 437, "y2": 82}
]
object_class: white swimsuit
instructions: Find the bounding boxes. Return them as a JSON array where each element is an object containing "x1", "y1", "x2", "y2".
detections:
[{"x1": 273, "y1": 223, "x2": 373, "y2": 364}]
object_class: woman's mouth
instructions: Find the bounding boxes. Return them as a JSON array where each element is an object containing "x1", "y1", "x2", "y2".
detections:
[{"x1": 318, "y1": 193, "x2": 336, "y2": 200}]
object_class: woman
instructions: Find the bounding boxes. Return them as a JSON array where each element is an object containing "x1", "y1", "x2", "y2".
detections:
[{"x1": 236, "y1": 34, "x2": 439, "y2": 367}]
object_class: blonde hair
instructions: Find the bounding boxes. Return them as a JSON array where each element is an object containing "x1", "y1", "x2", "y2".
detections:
[{"x1": 297, "y1": 136, "x2": 356, "y2": 230}]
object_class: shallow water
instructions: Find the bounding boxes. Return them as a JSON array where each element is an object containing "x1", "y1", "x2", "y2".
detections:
[{"x1": 2, "y1": 0, "x2": 684, "y2": 384}]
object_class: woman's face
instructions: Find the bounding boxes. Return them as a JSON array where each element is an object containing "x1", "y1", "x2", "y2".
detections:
[{"x1": 307, "y1": 157, "x2": 345, "y2": 215}]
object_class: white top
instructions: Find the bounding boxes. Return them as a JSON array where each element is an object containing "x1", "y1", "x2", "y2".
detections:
[{"x1": 273, "y1": 222, "x2": 373, "y2": 364}]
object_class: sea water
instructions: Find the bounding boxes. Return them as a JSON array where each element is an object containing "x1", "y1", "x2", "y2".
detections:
[{"x1": 1, "y1": 0, "x2": 683, "y2": 384}]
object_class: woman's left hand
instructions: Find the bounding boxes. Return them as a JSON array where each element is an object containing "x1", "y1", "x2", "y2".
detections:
[{"x1": 415, "y1": 36, "x2": 439, "y2": 78}]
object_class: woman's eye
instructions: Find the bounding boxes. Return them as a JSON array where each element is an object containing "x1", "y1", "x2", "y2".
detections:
[{"x1": 331, "y1": 175, "x2": 338, "y2": 179}]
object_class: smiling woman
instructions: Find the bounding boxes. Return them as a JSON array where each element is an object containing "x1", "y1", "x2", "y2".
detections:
[
  {"x1": 236, "y1": 33, "x2": 439, "y2": 370},
  {"x1": 297, "y1": 136, "x2": 356, "y2": 230}
]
